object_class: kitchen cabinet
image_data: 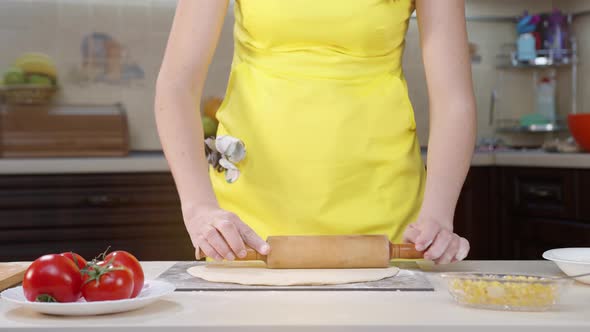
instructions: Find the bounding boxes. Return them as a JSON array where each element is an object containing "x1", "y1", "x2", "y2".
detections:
[
  {"x1": 1, "y1": 166, "x2": 588, "y2": 262},
  {"x1": 501, "y1": 167, "x2": 590, "y2": 260},
  {"x1": 579, "y1": 171, "x2": 590, "y2": 221},
  {"x1": 0, "y1": 173, "x2": 194, "y2": 262},
  {"x1": 452, "y1": 167, "x2": 497, "y2": 259}
]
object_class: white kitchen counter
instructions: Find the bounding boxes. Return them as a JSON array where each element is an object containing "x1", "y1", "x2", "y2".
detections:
[
  {"x1": 1, "y1": 150, "x2": 590, "y2": 175},
  {"x1": 1, "y1": 261, "x2": 589, "y2": 331}
]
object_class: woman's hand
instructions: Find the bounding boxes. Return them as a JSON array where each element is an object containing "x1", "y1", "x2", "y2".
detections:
[
  {"x1": 184, "y1": 204, "x2": 270, "y2": 261},
  {"x1": 403, "y1": 215, "x2": 470, "y2": 264}
]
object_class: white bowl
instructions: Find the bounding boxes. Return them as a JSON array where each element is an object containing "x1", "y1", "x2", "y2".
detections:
[
  {"x1": 543, "y1": 248, "x2": 590, "y2": 284},
  {"x1": 0, "y1": 280, "x2": 175, "y2": 316}
]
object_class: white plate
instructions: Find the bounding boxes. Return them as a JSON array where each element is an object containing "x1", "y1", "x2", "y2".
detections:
[
  {"x1": 0, "y1": 280, "x2": 175, "y2": 316},
  {"x1": 543, "y1": 248, "x2": 590, "y2": 284}
]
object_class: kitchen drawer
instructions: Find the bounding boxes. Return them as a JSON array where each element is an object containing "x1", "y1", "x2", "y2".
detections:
[
  {"x1": 0, "y1": 173, "x2": 179, "y2": 210},
  {"x1": 579, "y1": 170, "x2": 590, "y2": 222},
  {"x1": 0, "y1": 173, "x2": 195, "y2": 261},
  {"x1": 0, "y1": 206, "x2": 183, "y2": 229},
  {"x1": 503, "y1": 168, "x2": 576, "y2": 219},
  {"x1": 514, "y1": 218, "x2": 590, "y2": 259},
  {"x1": 0, "y1": 237, "x2": 194, "y2": 262}
]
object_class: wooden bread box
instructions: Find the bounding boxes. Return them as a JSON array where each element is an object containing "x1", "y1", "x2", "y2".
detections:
[{"x1": 0, "y1": 103, "x2": 129, "y2": 157}]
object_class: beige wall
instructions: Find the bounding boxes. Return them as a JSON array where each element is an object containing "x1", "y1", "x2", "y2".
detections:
[
  {"x1": 0, "y1": 0, "x2": 586, "y2": 150},
  {"x1": 562, "y1": 0, "x2": 590, "y2": 116}
]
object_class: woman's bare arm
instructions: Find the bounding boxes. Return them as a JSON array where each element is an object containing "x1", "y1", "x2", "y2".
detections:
[
  {"x1": 404, "y1": 0, "x2": 476, "y2": 264},
  {"x1": 155, "y1": 0, "x2": 269, "y2": 261}
]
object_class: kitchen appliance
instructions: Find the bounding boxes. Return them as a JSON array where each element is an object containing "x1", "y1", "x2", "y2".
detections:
[
  {"x1": 0, "y1": 103, "x2": 129, "y2": 157},
  {"x1": 198, "y1": 235, "x2": 424, "y2": 269},
  {"x1": 0, "y1": 263, "x2": 26, "y2": 291}
]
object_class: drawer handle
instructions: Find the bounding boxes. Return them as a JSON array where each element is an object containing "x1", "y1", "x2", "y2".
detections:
[
  {"x1": 527, "y1": 188, "x2": 552, "y2": 198},
  {"x1": 86, "y1": 195, "x2": 127, "y2": 207}
]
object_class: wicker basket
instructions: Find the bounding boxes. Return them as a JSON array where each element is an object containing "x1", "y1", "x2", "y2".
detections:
[{"x1": 0, "y1": 85, "x2": 57, "y2": 105}]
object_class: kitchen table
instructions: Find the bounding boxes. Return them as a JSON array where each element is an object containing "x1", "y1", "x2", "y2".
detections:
[{"x1": 1, "y1": 261, "x2": 589, "y2": 331}]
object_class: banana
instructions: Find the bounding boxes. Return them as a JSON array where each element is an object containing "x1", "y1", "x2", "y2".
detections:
[
  {"x1": 15, "y1": 52, "x2": 52, "y2": 63},
  {"x1": 14, "y1": 53, "x2": 57, "y2": 79}
]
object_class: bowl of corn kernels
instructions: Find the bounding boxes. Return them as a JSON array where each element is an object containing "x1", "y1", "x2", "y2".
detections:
[{"x1": 440, "y1": 273, "x2": 572, "y2": 311}]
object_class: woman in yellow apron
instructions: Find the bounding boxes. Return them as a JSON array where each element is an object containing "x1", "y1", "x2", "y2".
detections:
[{"x1": 155, "y1": 0, "x2": 475, "y2": 264}]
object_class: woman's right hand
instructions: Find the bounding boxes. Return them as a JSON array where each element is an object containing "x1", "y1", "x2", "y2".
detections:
[{"x1": 184, "y1": 204, "x2": 270, "y2": 261}]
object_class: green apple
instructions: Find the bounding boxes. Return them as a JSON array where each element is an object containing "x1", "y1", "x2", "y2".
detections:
[
  {"x1": 202, "y1": 116, "x2": 218, "y2": 138},
  {"x1": 27, "y1": 74, "x2": 53, "y2": 87},
  {"x1": 3, "y1": 67, "x2": 26, "y2": 85}
]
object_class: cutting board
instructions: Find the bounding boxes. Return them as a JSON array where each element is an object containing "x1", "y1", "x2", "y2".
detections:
[
  {"x1": 157, "y1": 262, "x2": 434, "y2": 291},
  {"x1": 0, "y1": 264, "x2": 26, "y2": 291}
]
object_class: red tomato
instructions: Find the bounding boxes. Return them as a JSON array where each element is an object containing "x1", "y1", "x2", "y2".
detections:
[
  {"x1": 60, "y1": 252, "x2": 88, "y2": 270},
  {"x1": 104, "y1": 251, "x2": 144, "y2": 298},
  {"x1": 81, "y1": 261, "x2": 134, "y2": 302},
  {"x1": 22, "y1": 254, "x2": 83, "y2": 302}
]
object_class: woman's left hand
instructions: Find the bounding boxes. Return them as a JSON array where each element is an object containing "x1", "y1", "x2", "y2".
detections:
[{"x1": 403, "y1": 215, "x2": 470, "y2": 264}]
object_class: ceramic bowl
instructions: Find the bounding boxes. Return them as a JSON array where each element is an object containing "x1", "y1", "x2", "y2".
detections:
[{"x1": 543, "y1": 248, "x2": 590, "y2": 284}]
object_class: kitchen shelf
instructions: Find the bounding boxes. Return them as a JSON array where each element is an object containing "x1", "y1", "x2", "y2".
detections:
[
  {"x1": 495, "y1": 49, "x2": 575, "y2": 69},
  {"x1": 495, "y1": 119, "x2": 568, "y2": 134},
  {"x1": 496, "y1": 124, "x2": 567, "y2": 134}
]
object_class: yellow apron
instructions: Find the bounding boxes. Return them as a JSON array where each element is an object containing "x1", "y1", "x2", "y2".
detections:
[{"x1": 211, "y1": 0, "x2": 425, "y2": 243}]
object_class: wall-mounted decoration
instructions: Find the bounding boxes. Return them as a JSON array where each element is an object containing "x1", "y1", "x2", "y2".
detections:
[{"x1": 67, "y1": 32, "x2": 145, "y2": 86}]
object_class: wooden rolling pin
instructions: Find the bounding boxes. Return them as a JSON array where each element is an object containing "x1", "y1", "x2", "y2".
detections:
[{"x1": 201, "y1": 235, "x2": 424, "y2": 269}]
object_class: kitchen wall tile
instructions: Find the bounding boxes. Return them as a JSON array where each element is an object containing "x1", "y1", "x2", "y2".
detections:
[
  {"x1": 57, "y1": 0, "x2": 90, "y2": 32},
  {"x1": 88, "y1": 2, "x2": 121, "y2": 36},
  {"x1": 0, "y1": 0, "x2": 32, "y2": 30},
  {"x1": 27, "y1": 1, "x2": 59, "y2": 57},
  {"x1": 148, "y1": 0, "x2": 176, "y2": 34},
  {"x1": 122, "y1": 89, "x2": 160, "y2": 150},
  {"x1": 0, "y1": 30, "x2": 28, "y2": 71}
]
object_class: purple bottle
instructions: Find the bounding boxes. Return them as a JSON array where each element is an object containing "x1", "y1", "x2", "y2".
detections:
[{"x1": 546, "y1": 9, "x2": 569, "y2": 61}]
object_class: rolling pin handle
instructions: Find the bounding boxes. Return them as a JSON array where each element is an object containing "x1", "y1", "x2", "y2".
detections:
[{"x1": 390, "y1": 243, "x2": 424, "y2": 259}]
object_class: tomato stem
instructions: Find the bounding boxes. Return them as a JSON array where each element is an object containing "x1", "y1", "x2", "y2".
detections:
[
  {"x1": 95, "y1": 246, "x2": 112, "y2": 262},
  {"x1": 81, "y1": 258, "x2": 127, "y2": 286},
  {"x1": 35, "y1": 294, "x2": 57, "y2": 303}
]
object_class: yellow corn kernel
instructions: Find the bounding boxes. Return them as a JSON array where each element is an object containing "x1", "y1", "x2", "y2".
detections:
[{"x1": 448, "y1": 276, "x2": 559, "y2": 308}]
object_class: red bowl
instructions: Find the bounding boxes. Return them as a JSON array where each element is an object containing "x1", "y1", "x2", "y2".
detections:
[{"x1": 568, "y1": 113, "x2": 590, "y2": 152}]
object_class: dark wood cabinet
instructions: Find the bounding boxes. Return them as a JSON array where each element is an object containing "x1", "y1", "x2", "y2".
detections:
[
  {"x1": 516, "y1": 218, "x2": 590, "y2": 259},
  {"x1": 578, "y1": 170, "x2": 590, "y2": 222},
  {"x1": 452, "y1": 167, "x2": 496, "y2": 259},
  {"x1": 2, "y1": 166, "x2": 589, "y2": 262},
  {"x1": 0, "y1": 173, "x2": 194, "y2": 262},
  {"x1": 500, "y1": 167, "x2": 590, "y2": 260}
]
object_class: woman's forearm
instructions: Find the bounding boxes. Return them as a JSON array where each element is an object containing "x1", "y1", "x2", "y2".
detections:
[
  {"x1": 154, "y1": 0, "x2": 229, "y2": 214},
  {"x1": 415, "y1": 0, "x2": 476, "y2": 228},
  {"x1": 155, "y1": 84, "x2": 218, "y2": 211},
  {"x1": 421, "y1": 104, "x2": 476, "y2": 227}
]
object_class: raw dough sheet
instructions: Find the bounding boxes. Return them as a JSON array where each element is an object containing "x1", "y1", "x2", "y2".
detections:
[
  {"x1": 187, "y1": 261, "x2": 400, "y2": 286},
  {"x1": 157, "y1": 261, "x2": 434, "y2": 291}
]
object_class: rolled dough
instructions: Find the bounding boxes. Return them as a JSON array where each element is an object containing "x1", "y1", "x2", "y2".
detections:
[{"x1": 187, "y1": 261, "x2": 399, "y2": 286}]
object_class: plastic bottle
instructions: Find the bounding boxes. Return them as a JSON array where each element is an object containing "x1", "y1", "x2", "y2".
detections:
[
  {"x1": 517, "y1": 33, "x2": 537, "y2": 62},
  {"x1": 536, "y1": 77, "x2": 556, "y2": 123},
  {"x1": 546, "y1": 9, "x2": 568, "y2": 61}
]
